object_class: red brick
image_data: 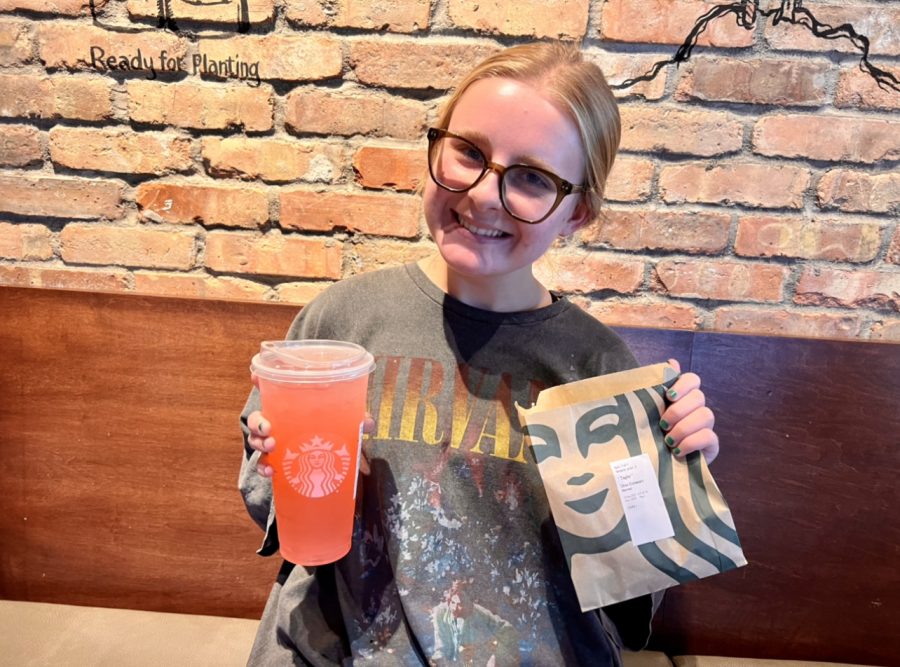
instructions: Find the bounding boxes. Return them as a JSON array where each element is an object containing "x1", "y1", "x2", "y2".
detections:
[
  {"x1": 0, "y1": 74, "x2": 114, "y2": 121},
  {"x1": 817, "y1": 169, "x2": 900, "y2": 215},
  {"x1": 582, "y1": 209, "x2": 730, "y2": 254},
  {"x1": 61, "y1": 223, "x2": 197, "y2": 269},
  {"x1": 285, "y1": 88, "x2": 426, "y2": 140},
  {"x1": 765, "y1": 5, "x2": 900, "y2": 56},
  {"x1": 675, "y1": 57, "x2": 829, "y2": 106},
  {"x1": 888, "y1": 227, "x2": 900, "y2": 265},
  {"x1": 659, "y1": 162, "x2": 809, "y2": 209},
  {"x1": 580, "y1": 297, "x2": 702, "y2": 330},
  {"x1": 198, "y1": 34, "x2": 341, "y2": 82},
  {"x1": 0, "y1": 265, "x2": 129, "y2": 292},
  {"x1": 588, "y1": 50, "x2": 667, "y2": 101},
  {"x1": 353, "y1": 145, "x2": 426, "y2": 192},
  {"x1": 36, "y1": 24, "x2": 187, "y2": 73},
  {"x1": 0, "y1": 175, "x2": 123, "y2": 219},
  {"x1": 203, "y1": 137, "x2": 344, "y2": 184},
  {"x1": 0, "y1": 222, "x2": 53, "y2": 260},
  {"x1": 136, "y1": 182, "x2": 269, "y2": 229},
  {"x1": 735, "y1": 215, "x2": 882, "y2": 263},
  {"x1": 127, "y1": 0, "x2": 274, "y2": 24},
  {"x1": 350, "y1": 240, "x2": 433, "y2": 274},
  {"x1": 0, "y1": 18, "x2": 32, "y2": 66},
  {"x1": 534, "y1": 251, "x2": 644, "y2": 294},
  {"x1": 835, "y1": 65, "x2": 900, "y2": 111},
  {"x1": 869, "y1": 318, "x2": 900, "y2": 342},
  {"x1": 714, "y1": 306, "x2": 862, "y2": 339},
  {"x1": 128, "y1": 80, "x2": 274, "y2": 131},
  {"x1": 284, "y1": 0, "x2": 429, "y2": 32},
  {"x1": 754, "y1": 114, "x2": 900, "y2": 164},
  {"x1": 654, "y1": 259, "x2": 787, "y2": 302},
  {"x1": 600, "y1": 0, "x2": 754, "y2": 47},
  {"x1": 0, "y1": 124, "x2": 42, "y2": 167},
  {"x1": 449, "y1": 0, "x2": 589, "y2": 39},
  {"x1": 49, "y1": 127, "x2": 193, "y2": 175},
  {"x1": 619, "y1": 106, "x2": 743, "y2": 156},
  {"x1": 133, "y1": 271, "x2": 269, "y2": 302},
  {"x1": 605, "y1": 157, "x2": 654, "y2": 202},
  {"x1": 0, "y1": 0, "x2": 105, "y2": 14},
  {"x1": 204, "y1": 231, "x2": 343, "y2": 279},
  {"x1": 274, "y1": 281, "x2": 331, "y2": 305},
  {"x1": 350, "y1": 39, "x2": 499, "y2": 90},
  {"x1": 795, "y1": 268, "x2": 899, "y2": 311},
  {"x1": 280, "y1": 190, "x2": 421, "y2": 238}
]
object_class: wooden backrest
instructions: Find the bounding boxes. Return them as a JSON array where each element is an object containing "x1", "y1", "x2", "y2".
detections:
[{"x1": 1, "y1": 286, "x2": 896, "y2": 665}]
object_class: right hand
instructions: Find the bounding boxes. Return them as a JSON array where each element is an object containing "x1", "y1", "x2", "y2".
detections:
[{"x1": 247, "y1": 409, "x2": 276, "y2": 478}]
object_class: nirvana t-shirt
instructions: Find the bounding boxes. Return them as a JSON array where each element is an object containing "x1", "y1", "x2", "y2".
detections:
[{"x1": 239, "y1": 263, "x2": 655, "y2": 666}]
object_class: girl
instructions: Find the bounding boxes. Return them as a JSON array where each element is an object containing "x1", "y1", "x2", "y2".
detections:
[{"x1": 240, "y1": 42, "x2": 718, "y2": 666}]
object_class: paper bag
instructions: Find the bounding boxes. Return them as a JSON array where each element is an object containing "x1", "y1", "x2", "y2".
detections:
[{"x1": 516, "y1": 362, "x2": 747, "y2": 611}]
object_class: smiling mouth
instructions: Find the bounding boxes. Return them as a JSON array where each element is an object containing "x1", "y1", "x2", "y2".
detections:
[
  {"x1": 454, "y1": 212, "x2": 510, "y2": 239},
  {"x1": 564, "y1": 488, "x2": 609, "y2": 514}
]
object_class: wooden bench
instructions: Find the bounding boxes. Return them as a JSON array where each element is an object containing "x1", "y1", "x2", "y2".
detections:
[{"x1": 0, "y1": 285, "x2": 896, "y2": 666}]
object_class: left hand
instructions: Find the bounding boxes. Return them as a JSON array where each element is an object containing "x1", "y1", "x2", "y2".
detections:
[{"x1": 659, "y1": 359, "x2": 719, "y2": 465}]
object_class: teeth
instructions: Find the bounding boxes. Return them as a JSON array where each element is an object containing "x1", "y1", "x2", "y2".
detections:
[{"x1": 458, "y1": 217, "x2": 505, "y2": 238}]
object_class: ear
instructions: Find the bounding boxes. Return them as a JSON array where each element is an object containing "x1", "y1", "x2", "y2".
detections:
[{"x1": 559, "y1": 197, "x2": 592, "y2": 237}]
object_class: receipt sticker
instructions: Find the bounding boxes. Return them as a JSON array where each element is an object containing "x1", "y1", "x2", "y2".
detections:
[{"x1": 610, "y1": 454, "x2": 674, "y2": 546}]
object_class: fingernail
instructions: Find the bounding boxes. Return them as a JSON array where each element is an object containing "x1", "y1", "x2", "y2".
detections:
[
  {"x1": 659, "y1": 419, "x2": 670, "y2": 431},
  {"x1": 673, "y1": 447, "x2": 681, "y2": 456},
  {"x1": 667, "y1": 389, "x2": 678, "y2": 400},
  {"x1": 665, "y1": 435, "x2": 675, "y2": 447}
]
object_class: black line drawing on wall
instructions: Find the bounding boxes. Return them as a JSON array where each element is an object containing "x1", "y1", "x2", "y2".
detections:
[{"x1": 612, "y1": 0, "x2": 900, "y2": 94}]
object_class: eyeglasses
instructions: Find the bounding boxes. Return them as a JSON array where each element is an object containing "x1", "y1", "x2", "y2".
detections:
[{"x1": 426, "y1": 127, "x2": 586, "y2": 224}]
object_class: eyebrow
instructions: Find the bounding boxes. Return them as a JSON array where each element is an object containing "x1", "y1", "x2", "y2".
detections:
[{"x1": 452, "y1": 129, "x2": 561, "y2": 174}]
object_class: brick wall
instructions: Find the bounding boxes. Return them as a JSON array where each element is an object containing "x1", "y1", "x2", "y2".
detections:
[{"x1": 1, "y1": 0, "x2": 898, "y2": 340}]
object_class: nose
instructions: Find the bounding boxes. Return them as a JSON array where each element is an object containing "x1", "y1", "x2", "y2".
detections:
[{"x1": 465, "y1": 163, "x2": 504, "y2": 211}]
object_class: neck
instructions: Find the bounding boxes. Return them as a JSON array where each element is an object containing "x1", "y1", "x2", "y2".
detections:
[{"x1": 418, "y1": 254, "x2": 552, "y2": 313}]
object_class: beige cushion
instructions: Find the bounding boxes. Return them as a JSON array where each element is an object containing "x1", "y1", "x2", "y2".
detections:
[
  {"x1": 674, "y1": 657, "x2": 876, "y2": 667},
  {"x1": 624, "y1": 650, "x2": 675, "y2": 667},
  {"x1": 0, "y1": 600, "x2": 259, "y2": 667}
]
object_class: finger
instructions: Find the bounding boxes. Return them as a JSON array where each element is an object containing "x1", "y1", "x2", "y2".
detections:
[
  {"x1": 362, "y1": 413, "x2": 376, "y2": 435},
  {"x1": 256, "y1": 453, "x2": 274, "y2": 477},
  {"x1": 660, "y1": 388, "x2": 706, "y2": 430},
  {"x1": 666, "y1": 371, "x2": 701, "y2": 402},
  {"x1": 666, "y1": 358, "x2": 681, "y2": 374},
  {"x1": 664, "y1": 406, "x2": 715, "y2": 449},
  {"x1": 671, "y1": 429, "x2": 720, "y2": 465}
]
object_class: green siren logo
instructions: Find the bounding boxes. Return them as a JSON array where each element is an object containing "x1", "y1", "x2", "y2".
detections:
[{"x1": 284, "y1": 436, "x2": 352, "y2": 499}]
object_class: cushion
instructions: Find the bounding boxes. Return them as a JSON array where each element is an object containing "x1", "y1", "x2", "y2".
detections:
[{"x1": 0, "y1": 600, "x2": 259, "y2": 667}]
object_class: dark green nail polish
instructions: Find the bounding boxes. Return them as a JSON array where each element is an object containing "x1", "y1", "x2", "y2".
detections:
[
  {"x1": 659, "y1": 419, "x2": 669, "y2": 431},
  {"x1": 667, "y1": 389, "x2": 678, "y2": 400},
  {"x1": 665, "y1": 436, "x2": 675, "y2": 447},
  {"x1": 673, "y1": 448, "x2": 681, "y2": 456}
]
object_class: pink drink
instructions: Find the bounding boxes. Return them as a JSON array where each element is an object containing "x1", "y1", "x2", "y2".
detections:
[{"x1": 251, "y1": 341, "x2": 374, "y2": 565}]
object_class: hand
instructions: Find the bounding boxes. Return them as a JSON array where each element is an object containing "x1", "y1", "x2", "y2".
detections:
[
  {"x1": 248, "y1": 374, "x2": 377, "y2": 478},
  {"x1": 659, "y1": 359, "x2": 719, "y2": 465}
]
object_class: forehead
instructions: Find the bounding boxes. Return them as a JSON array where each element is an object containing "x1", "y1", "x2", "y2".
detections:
[{"x1": 446, "y1": 77, "x2": 585, "y2": 177}]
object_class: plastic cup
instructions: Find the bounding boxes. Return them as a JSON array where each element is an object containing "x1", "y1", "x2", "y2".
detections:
[{"x1": 250, "y1": 340, "x2": 375, "y2": 565}]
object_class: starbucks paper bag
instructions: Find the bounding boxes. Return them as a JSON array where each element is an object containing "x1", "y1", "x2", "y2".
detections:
[{"x1": 516, "y1": 362, "x2": 747, "y2": 611}]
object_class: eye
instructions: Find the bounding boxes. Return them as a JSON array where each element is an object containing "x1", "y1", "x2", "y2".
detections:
[
  {"x1": 507, "y1": 167, "x2": 556, "y2": 195},
  {"x1": 524, "y1": 424, "x2": 561, "y2": 463},
  {"x1": 447, "y1": 138, "x2": 484, "y2": 166}
]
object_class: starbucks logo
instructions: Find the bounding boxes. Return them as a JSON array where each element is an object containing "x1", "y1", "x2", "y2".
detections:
[{"x1": 283, "y1": 435, "x2": 351, "y2": 498}]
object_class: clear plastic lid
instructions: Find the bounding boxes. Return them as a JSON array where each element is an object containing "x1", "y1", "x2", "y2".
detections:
[{"x1": 250, "y1": 340, "x2": 375, "y2": 384}]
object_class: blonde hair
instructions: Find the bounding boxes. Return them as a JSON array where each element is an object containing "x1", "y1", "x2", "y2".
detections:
[{"x1": 434, "y1": 42, "x2": 621, "y2": 222}]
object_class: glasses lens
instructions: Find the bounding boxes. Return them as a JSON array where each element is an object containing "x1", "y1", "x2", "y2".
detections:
[
  {"x1": 430, "y1": 135, "x2": 486, "y2": 191},
  {"x1": 502, "y1": 167, "x2": 558, "y2": 223}
]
